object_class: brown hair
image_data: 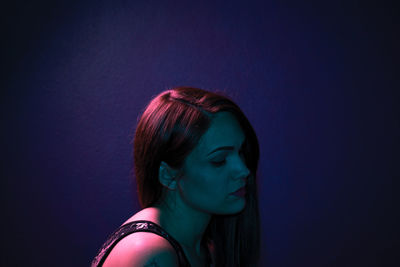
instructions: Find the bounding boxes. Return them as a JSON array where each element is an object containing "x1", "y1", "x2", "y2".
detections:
[{"x1": 132, "y1": 87, "x2": 260, "y2": 266}]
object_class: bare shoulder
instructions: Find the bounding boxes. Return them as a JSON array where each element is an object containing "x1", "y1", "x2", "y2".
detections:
[{"x1": 102, "y1": 232, "x2": 179, "y2": 267}]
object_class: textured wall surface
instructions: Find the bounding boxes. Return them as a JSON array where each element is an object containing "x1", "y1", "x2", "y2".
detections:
[{"x1": 2, "y1": 0, "x2": 398, "y2": 266}]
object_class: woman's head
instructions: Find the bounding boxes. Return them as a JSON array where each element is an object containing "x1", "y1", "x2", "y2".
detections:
[
  {"x1": 133, "y1": 87, "x2": 259, "y2": 213},
  {"x1": 133, "y1": 87, "x2": 261, "y2": 265}
]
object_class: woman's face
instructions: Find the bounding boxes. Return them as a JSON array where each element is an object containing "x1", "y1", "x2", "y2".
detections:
[{"x1": 177, "y1": 111, "x2": 250, "y2": 215}]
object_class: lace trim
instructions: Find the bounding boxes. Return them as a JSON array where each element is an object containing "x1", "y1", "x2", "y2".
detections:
[{"x1": 91, "y1": 220, "x2": 191, "y2": 266}]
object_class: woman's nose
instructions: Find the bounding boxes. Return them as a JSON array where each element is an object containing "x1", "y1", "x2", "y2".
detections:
[{"x1": 233, "y1": 155, "x2": 250, "y2": 181}]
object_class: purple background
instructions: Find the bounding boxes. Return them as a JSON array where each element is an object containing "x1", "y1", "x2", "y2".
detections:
[{"x1": 1, "y1": 0, "x2": 398, "y2": 266}]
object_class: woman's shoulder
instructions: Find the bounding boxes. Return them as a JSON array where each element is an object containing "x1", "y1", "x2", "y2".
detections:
[
  {"x1": 102, "y1": 231, "x2": 178, "y2": 267},
  {"x1": 103, "y1": 207, "x2": 178, "y2": 266}
]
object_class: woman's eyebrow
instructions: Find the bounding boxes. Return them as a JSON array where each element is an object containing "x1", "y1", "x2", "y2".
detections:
[
  {"x1": 207, "y1": 146, "x2": 235, "y2": 156},
  {"x1": 207, "y1": 139, "x2": 245, "y2": 156}
]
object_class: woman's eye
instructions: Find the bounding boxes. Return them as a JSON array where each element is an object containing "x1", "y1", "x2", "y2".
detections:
[{"x1": 211, "y1": 159, "x2": 226, "y2": 166}]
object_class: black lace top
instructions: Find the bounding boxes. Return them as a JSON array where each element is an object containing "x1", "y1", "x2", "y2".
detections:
[{"x1": 91, "y1": 220, "x2": 212, "y2": 267}]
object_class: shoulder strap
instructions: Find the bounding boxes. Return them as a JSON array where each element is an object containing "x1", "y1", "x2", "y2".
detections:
[{"x1": 91, "y1": 220, "x2": 191, "y2": 267}]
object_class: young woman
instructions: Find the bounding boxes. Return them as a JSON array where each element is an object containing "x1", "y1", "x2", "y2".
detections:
[{"x1": 92, "y1": 87, "x2": 261, "y2": 267}]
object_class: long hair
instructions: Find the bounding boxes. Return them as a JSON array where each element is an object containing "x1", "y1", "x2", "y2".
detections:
[{"x1": 132, "y1": 87, "x2": 260, "y2": 266}]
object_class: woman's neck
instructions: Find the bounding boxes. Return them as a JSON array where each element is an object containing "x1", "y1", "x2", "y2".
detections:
[{"x1": 152, "y1": 200, "x2": 212, "y2": 258}]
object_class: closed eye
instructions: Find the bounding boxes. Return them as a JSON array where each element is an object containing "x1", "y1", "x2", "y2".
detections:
[
  {"x1": 211, "y1": 159, "x2": 226, "y2": 167},
  {"x1": 211, "y1": 148, "x2": 245, "y2": 167}
]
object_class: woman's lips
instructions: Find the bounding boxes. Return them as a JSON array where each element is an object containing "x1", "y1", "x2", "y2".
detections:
[{"x1": 231, "y1": 186, "x2": 246, "y2": 197}]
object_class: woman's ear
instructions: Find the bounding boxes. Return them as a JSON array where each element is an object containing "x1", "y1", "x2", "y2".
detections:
[{"x1": 158, "y1": 161, "x2": 180, "y2": 190}]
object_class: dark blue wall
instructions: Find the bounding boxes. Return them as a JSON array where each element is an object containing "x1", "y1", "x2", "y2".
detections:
[{"x1": 2, "y1": 0, "x2": 398, "y2": 266}]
